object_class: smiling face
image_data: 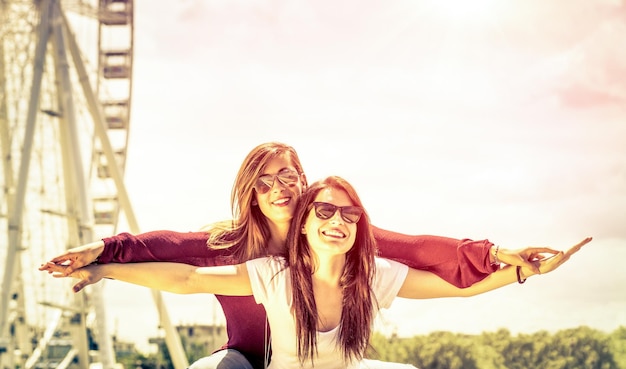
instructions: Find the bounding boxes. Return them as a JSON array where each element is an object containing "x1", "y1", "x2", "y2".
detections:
[
  {"x1": 302, "y1": 187, "x2": 358, "y2": 258},
  {"x1": 287, "y1": 176, "x2": 377, "y2": 365},
  {"x1": 254, "y1": 153, "x2": 305, "y2": 226}
]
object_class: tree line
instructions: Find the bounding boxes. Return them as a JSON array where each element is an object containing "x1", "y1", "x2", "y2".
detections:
[
  {"x1": 118, "y1": 326, "x2": 626, "y2": 369},
  {"x1": 367, "y1": 326, "x2": 626, "y2": 369}
]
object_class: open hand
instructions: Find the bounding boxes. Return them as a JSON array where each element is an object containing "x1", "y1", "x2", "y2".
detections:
[
  {"x1": 41, "y1": 241, "x2": 104, "y2": 276},
  {"x1": 498, "y1": 246, "x2": 561, "y2": 274},
  {"x1": 534, "y1": 236, "x2": 593, "y2": 275},
  {"x1": 39, "y1": 262, "x2": 104, "y2": 293}
]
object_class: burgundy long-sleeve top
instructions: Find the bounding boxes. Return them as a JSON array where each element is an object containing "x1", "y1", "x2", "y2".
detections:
[{"x1": 99, "y1": 227, "x2": 496, "y2": 369}]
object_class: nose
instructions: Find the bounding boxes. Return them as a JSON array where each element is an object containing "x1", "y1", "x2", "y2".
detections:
[
  {"x1": 270, "y1": 175, "x2": 288, "y2": 192},
  {"x1": 328, "y1": 209, "x2": 344, "y2": 224}
]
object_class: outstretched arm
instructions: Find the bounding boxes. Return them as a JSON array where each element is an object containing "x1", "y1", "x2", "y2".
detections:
[
  {"x1": 397, "y1": 237, "x2": 591, "y2": 299},
  {"x1": 43, "y1": 230, "x2": 227, "y2": 276},
  {"x1": 40, "y1": 261, "x2": 252, "y2": 296},
  {"x1": 373, "y1": 225, "x2": 559, "y2": 288}
]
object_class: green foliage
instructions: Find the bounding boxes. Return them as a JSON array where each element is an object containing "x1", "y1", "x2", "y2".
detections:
[
  {"x1": 610, "y1": 327, "x2": 626, "y2": 369},
  {"x1": 140, "y1": 333, "x2": 206, "y2": 369},
  {"x1": 368, "y1": 326, "x2": 626, "y2": 369},
  {"x1": 185, "y1": 342, "x2": 209, "y2": 365},
  {"x1": 116, "y1": 352, "x2": 165, "y2": 369},
  {"x1": 141, "y1": 340, "x2": 174, "y2": 369},
  {"x1": 129, "y1": 326, "x2": 626, "y2": 369}
]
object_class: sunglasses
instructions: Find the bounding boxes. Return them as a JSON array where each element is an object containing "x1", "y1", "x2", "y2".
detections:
[
  {"x1": 255, "y1": 169, "x2": 300, "y2": 194},
  {"x1": 312, "y1": 202, "x2": 363, "y2": 224}
]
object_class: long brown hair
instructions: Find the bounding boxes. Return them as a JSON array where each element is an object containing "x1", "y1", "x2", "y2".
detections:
[
  {"x1": 204, "y1": 142, "x2": 306, "y2": 262},
  {"x1": 286, "y1": 176, "x2": 377, "y2": 365}
]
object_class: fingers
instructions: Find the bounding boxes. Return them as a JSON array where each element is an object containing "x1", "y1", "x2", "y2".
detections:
[
  {"x1": 39, "y1": 260, "x2": 81, "y2": 276},
  {"x1": 73, "y1": 281, "x2": 89, "y2": 293},
  {"x1": 39, "y1": 260, "x2": 73, "y2": 276},
  {"x1": 48, "y1": 254, "x2": 73, "y2": 264},
  {"x1": 514, "y1": 255, "x2": 541, "y2": 274},
  {"x1": 39, "y1": 262, "x2": 60, "y2": 272},
  {"x1": 537, "y1": 251, "x2": 565, "y2": 274},
  {"x1": 62, "y1": 266, "x2": 75, "y2": 277},
  {"x1": 39, "y1": 262, "x2": 74, "y2": 278},
  {"x1": 525, "y1": 247, "x2": 560, "y2": 255},
  {"x1": 39, "y1": 260, "x2": 96, "y2": 293},
  {"x1": 38, "y1": 262, "x2": 51, "y2": 271},
  {"x1": 565, "y1": 237, "x2": 592, "y2": 256},
  {"x1": 537, "y1": 237, "x2": 591, "y2": 275}
]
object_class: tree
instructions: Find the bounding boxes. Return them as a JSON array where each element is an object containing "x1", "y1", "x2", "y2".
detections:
[{"x1": 534, "y1": 326, "x2": 618, "y2": 369}]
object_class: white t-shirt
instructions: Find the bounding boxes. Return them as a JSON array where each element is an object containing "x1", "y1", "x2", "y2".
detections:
[{"x1": 246, "y1": 256, "x2": 409, "y2": 369}]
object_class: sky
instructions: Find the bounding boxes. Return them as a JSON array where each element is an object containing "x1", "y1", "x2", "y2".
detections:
[{"x1": 47, "y1": 0, "x2": 626, "y2": 354}]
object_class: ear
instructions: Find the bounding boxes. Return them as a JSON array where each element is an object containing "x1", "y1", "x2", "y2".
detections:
[
  {"x1": 301, "y1": 226, "x2": 306, "y2": 234},
  {"x1": 251, "y1": 199, "x2": 258, "y2": 206},
  {"x1": 300, "y1": 172, "x2": 308, "y2": 189}
]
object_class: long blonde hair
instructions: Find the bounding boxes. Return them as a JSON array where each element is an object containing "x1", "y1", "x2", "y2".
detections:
[
  {"x1": 286, "y1": 176, "x2": 377, "y2": 365},
  {"x1": 204, "y1": 142, "x2": 306, "y2": 262}
]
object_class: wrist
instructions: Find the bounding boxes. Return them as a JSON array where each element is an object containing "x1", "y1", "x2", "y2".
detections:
[
  {"x1": 95, "y1": 244, "x2": 104, "y2": 263},
  {"x1": 98, "y1": 264, "x2": 113, "y2": 279},
  {"x1": 92, "y1": 240, "x2": 106, "y2": 264},
  {"x1": 517, "y1": 265, "x2": 536, "y2": 284},
  {"x1": 490, "y1": 245, "x2": 501, "y2": 266}
]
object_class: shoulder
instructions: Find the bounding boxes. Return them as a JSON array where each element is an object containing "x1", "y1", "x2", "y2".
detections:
[
  {"x1": 374, "y1": 257, "x2": 407, "y2": 271},
  {"x1": 372, "y1": 257, "x2": 409, "y2": 308},
  {"x1": 246, "y1": 256, "x2": 287, "y2": 274},
  {"x1": 245, "y1": 257, "x2": 289, "y2": 302},
  {"x1": 373, "y1": 257, "x2": 409, "y2": 287}
]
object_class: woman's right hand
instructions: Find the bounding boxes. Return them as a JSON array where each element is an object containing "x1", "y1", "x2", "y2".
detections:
[
  {"x1": 39, "y1": 261, "x2": 104, "y2": 293},
  {"x1": 43, "y1": 240, "x2": 105, "y2": 276}
]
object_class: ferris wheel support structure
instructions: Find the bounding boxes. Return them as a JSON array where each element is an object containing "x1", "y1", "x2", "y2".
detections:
[
  {"x1": 0, "y1": 2, "x2": 188, "y2": 369},
  {"x1": 61, "y1": 9, "x2": 189, "y2": 369},
  {"x1": 1, "y1": 2, "x2": 95, "y2": 369}
]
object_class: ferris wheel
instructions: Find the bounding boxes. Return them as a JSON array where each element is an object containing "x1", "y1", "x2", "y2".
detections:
[{"x1": 0, "y1": 2, "x2": 186, "y2": 369}]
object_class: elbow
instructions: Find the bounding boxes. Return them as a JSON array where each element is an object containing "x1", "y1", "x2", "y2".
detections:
[
  {"x1": 164, "y1": 285, "x2": 196, "y2": 295},
  {"x1": 154, "y1": 276, "x2": 198, "y2": 295}
]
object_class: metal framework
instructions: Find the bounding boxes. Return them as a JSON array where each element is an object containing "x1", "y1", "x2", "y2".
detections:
[{"x1": 0, "y1": 2, "x2": 187, "y2": 369}]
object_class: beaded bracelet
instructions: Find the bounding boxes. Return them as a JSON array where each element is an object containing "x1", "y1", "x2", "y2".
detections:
[
  {"x1": 516, "y1": 265, "x2": 527, "y2": 284},
  {"x1": 491, "y1": 245, "x2": 500, "y2": 265}
]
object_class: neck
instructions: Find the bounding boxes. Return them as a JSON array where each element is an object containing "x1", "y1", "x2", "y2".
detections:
[
  {"x1": 312, "y1": 253, "x2": 346, "y2": 285},
  {"x1": 265, "y1": 219, "x2": 290, "y2": 256},
  {"x1": 311, "y1": 253, "x2": 345, "y2": 332}
]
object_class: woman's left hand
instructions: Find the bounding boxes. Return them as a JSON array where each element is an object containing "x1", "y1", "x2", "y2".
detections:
[
  {"x1": 531, "y1": 237, "x2": 593, "y2": 276},
  {"x1": 498, "y1": 246, "x2": 561, "y2": 274}
]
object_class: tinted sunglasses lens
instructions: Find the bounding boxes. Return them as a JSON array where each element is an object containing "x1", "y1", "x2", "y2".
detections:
[
  {"x1": 255, "y1": 171, "x2": 299, "y2": 194},
  {"x1": 255, "y1": 176, "x2": 273, "y2": 194},
  {"x1": 277, "y1": 171, "x2": 299, "y2": 184},
  {"x1": 314, "y1": 203, "x2": 337, "y2": 220},
  {"x1": 341, "y1": 207, "x2": 363, "y2": 223},
  {"x1": 313, "y1": 203, "x2": 362, "y2": 223}
]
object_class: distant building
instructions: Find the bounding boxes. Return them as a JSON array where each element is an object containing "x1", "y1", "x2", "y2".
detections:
[
  {"x1": 149, "y1": 324, "x2": 228, "y2": 357},
  {"x1": 175, "y1": 324, "x2": 227, "y2": 355},
  {"x1": 112, "y1": 337, "x2": 139, "y2": 358}
]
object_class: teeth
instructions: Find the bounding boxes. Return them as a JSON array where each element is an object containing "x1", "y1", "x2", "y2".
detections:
[
  {"x1": 323, "y1": 230, "x2": 345, "y2": 238},
  {"x1": 273, "y1": 198, "x2": 289, "y2": 205}
]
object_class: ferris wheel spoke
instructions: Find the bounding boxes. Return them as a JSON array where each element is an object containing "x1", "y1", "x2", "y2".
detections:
[{"x1": 1, "y1": 1, "x2": 136, "y2": 369}]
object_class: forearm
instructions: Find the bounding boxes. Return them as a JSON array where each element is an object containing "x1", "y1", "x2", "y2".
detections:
[
  {"x1": 98, "y1": 262, "x2": 197, "y2": 294},
  {"x1": 99, "y1": 230, "x2": 230, "y2": 266},
  {"x1": 399, "y1": 261, "x2": 535, "y2": 299},
  {"x1": 458, "y1": 264, "x2": 534, "y2": 297},
  {"x1": 424, "y1": 237, "x2": 591, "y2": 297},
  {"x1": 373, "y1": 225, "x2": 496, "y2": 288},
  {"x1": 97, "y1": 262, "x2": 252, "y2": 295}
]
